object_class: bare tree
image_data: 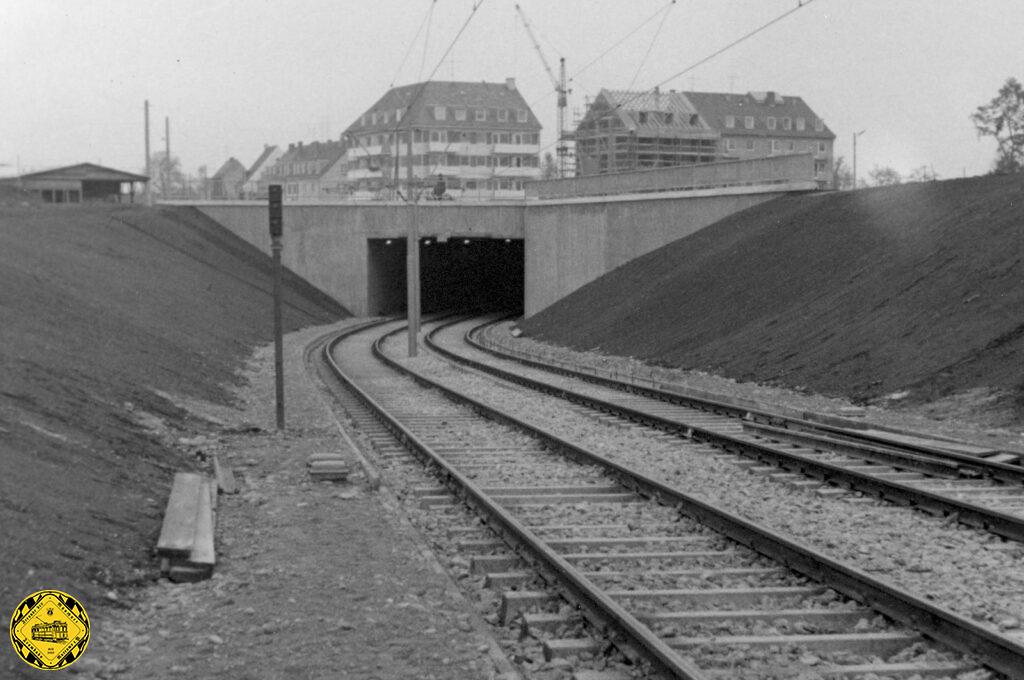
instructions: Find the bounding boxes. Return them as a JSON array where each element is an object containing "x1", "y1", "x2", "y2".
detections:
[
  {"x1": 149, "y1": 151, "x2": 187, "y2": 197},
  {"x1": 971, "y1": 77, "x2": 1024, "y2": 173},
  {"x1": 906, "y1": 165, "x2": 939, "y2": 183},
  {"x1": 868, "y1": 165, "x2": 902, "y2": 186},
  {"x1": 541, "y1": 152, "x2": 559, "y2": 180},
  {"x1": 832, "y1": 156, "x2": 854, "y2": 190}
]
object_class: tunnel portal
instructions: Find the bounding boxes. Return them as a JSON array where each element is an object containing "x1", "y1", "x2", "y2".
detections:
[{"x1": 366, "y1": 237, "x2": 524, "y2": 315}]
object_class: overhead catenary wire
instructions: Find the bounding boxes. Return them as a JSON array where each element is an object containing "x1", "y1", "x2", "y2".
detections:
[
  {"x1": 534, "y1": 0, "x2": 817, "y2": 161},
  {"x1": 389, "y1": 0, "x2": 437, "y2": 88},
  {"x1": 418, "y1": 0, "x2": 437, "y2": 82},
  {"x1": 376, "y1": 0, "x2": 488, "y2": 199},
  {"x1": 626, "y1": 0, "x2": 676, "y2": 91},
  {"x1": 525, "y1": 0, "x2": 676, "y2": 113}
]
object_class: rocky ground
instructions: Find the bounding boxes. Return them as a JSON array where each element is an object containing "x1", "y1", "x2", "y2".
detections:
[
  {"x1": 53, "y1": 323, "x2": 516, "y2": 680},
  {"x1": 0, "y1": 206, "x2": 346, "y2": 677}
]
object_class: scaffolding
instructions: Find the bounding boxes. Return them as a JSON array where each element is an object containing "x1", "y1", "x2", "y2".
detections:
[{"x1": 574, "y1": 89, "x2": 718, "y2": 177}]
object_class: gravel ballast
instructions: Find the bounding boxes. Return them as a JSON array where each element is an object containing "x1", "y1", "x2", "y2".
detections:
[{"x1": 384, "y1": 319, "x2": 1024, "y2": 645}]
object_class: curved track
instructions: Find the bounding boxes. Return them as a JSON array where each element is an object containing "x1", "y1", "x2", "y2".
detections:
[
  {"x1": 318, "y1": 317, "x2": 1024, "y2": 679},
  {"x1": 429, "y1": 318, "x2": 1024, "y2": 543}
]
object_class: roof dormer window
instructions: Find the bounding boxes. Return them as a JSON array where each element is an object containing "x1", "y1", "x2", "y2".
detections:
[{"x1": 434, "y1": 106, "x2": 447, "y2": 120}]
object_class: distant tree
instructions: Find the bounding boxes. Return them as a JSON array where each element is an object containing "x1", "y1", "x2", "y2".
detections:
[
  {"x1": 906, "y1": 165, "x2": 939, "y2": 183},
  {"x1": 148, "y1": 151, "x2": 187, "y2": 197},
  {"x1": 541, "y1": 152, "x2": 559, "y2": 180},
  {"x1": 970, "y1": 77, "x2": 1024, "y2": 174},
  {"x1": 831, "y1": 155, "x2": 854, "y2": 190},
  {"x1": 868, "y1": 165, "x2": 902, "y2": 186}
]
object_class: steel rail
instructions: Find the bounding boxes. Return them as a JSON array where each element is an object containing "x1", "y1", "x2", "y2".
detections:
[
  {"x1": 429, "y1": 321, "x2": 1024, "y2": 543},
  {"x1": 409, "y1": 317, "x2": 1024, "y2": 679},
  {"x1": 324, "y1": 322, "x2": 707, "y2": 679},
  {"x1": 465, "y1": 321, "x2": 1023, "y2": 482}
]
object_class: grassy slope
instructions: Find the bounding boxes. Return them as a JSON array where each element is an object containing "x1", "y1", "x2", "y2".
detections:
[
  {"x1": 0, "y1": 205, "x2": 346, "y2": 621},
  {"x1": 521, "y1": 174, "x2": 1024, "y2": 417}
]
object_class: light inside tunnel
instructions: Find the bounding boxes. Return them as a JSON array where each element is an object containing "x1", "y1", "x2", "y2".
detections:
[{"x1": 366, "y1": 237, "x2": 523, "y2": 315}]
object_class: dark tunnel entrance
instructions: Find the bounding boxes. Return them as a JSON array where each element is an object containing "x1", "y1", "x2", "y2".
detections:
[{"x1": 366, "y1": 237, "x2": 524, "y2": 315}]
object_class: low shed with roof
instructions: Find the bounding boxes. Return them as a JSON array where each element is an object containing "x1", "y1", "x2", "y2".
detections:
[{"x1": 4, "y1": 163, "x2": 149, "y2": 204}]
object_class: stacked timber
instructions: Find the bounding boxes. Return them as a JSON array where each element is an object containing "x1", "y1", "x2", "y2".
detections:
[
  {"x1": 307, "y1": 452, "x2": 350, "y2": 482},
  {"x1": 156, "y1": 472, "x2": 218, "y2": 583}
]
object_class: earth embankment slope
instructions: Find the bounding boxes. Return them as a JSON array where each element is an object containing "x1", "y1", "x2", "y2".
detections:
[
  {"x1": 521, "y1": 174, "x2": 1024, "y2": 424},
  {"x1": 0, "y1": 205, "x2": 346, "y2": 615}
]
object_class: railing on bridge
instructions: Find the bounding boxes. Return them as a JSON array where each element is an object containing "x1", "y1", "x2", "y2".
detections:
[{"x1": 525, "y1": 153, "x2": 816, "y2": 200}]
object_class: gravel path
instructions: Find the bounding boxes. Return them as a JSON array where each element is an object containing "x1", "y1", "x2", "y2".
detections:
[{"x1": 387, "y1": 319, "x2": 1024, "y2": 645}]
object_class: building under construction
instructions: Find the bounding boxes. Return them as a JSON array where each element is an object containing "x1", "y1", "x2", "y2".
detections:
[
  {"x1": 574, "y1": 88, "x2": 835, "y2": 185},
  {"x1": 574, "y1": 88, "x2": 719, "y2": 176}
]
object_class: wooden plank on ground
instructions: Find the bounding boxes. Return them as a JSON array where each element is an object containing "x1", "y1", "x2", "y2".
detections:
[
  {"x1": 188, "y1": 478, "x2": 216, "y2": 569},
  {"x1": 211, "y1": 454, "x2": 237, "y2": 494},
  {"x1": 156, "y1": 472, "x2": 203, "y2": 556}
]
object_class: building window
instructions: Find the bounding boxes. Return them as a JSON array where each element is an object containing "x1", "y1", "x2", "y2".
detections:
[
  {"x1": 498, "y1": 109, "x2": 509, "y2": 122},
  {"x1": 454, "y1": 108, "x2": 467, "y2": 121},
  {"x1": 787, "y1": 141, "x2": 795, "y2": 151},
  {"x1": 724, "y1": 115, "x2": 735, "y2": 128},
  {"x1": 638, "y1": 111, "x2": 648, "y2": 125},
  {"x1": 744, "y1": 116, "x2": 754, "y2": 129},
  {"x1": 475, "y1": 108, "x2": 486, "y2": 121},
  {"x1": 782, "y1": 117, "x2": 792, "y2": 131},
  {"x1": 516, "y1": 109, "x2": 527, "y2": 122},
  {"x1": 814, "y1": 118, "x2": 824, "y2": 132},
  {"x1": 434, "y1": 106, "x2": 446, "y2": 120},
  {"x1": 395, "y1": 108, "x2": 404, "y2": 122},
  {"x1": 818, "y1": 141, "x2": 826, "y2": 153},
  {"x1": 512, "y1": 133, "x2": 521, "y2": 144},
  {"x1": 767, "y1": 116, "x2": 776, "y2": 130},
  {"x1": 771, "y1": 139, "x2": 781, "y2": 152},
  {"x1": 796, "y1": 117, "x2": 805, "y2": 131},
  {"x1": 746, "y1": 138, "x2": 755, "y2": 151},
  {"x1": 465, "y1": 180, "x2": 477, "y2": 190},
  {"x1": 360, "y1": 114, "x2": 367, "y2": 126},
  {"x1": 725, "y1": 139, "x2": 736, "y2": 151}
]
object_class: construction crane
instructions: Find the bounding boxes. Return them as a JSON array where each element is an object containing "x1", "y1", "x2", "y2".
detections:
[{"x1": 514, "y1": 4, "x2": 571, "y2": 176}]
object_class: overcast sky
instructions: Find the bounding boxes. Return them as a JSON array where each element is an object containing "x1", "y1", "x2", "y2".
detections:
[{"x1": 2, "y1": 0, "x2": 1021, "y2": 182}]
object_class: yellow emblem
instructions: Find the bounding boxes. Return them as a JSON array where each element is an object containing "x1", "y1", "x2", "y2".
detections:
[{"x1": 9, "y1": 590, "x2": 90, "y2": 670}]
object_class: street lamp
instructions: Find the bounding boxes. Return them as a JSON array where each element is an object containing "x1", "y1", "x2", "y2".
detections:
[{"x1": 852, "y1": 130, "x2": 866, "y2": 190}]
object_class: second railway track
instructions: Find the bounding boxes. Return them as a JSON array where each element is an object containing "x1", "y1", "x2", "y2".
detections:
[{"x1": 318, "y1": 317, "x2": 1024, "y2": 679}]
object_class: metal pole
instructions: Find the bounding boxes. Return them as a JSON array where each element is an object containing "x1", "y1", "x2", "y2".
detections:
[
  {"x1": 164, "y1": 117, "x2": 171, "y2": 198},
  {"x1": 272, "y1": 236, "x2": 285, "y2": 429},
  {"x1": 852, "y1": 129, "x2": 865, "y2": 190},
  {"x1": 268, "y1": 185, "x2": 285, "y2": 430},
  {"x1": 406, "y1": 125, "x2": 420, "y2": 357},
  {"x1": 144, "y1": 100, "x2": 152, "y2": 206}
]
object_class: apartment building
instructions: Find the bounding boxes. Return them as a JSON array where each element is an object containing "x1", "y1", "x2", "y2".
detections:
[
  {"x1": 342, "y1": 78, "x2": 541, "y2": 199},
  {"x1": 684, "y1": 90, "x2": 835, "y2": 186},
  {"x1": 574, "y1": 88, "x2": 835, "y2": 186},
  {"x1": 261, "y1": 139, "x2": 347, "y2": 200}
]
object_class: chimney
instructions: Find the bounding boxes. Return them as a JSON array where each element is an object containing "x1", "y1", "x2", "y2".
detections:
[
  {"x1": 505, "y1": 77, "x2": 516, "y2": 91},
  {"x1": 298, "y1": 141, "x2": 303, "y2": 148},
  {"x1": 288, "y1": 143, "x2": 295, "y2": 151}
]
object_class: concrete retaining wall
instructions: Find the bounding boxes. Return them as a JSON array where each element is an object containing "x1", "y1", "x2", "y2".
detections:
[
  {"x1": 522, "y1": 186, "x2": 794, "y2": 315},
  {"x1": 195, "y1": 202, "x2": 523, "y2": 315},
  {"x1": 190, "y1": 184, "x2": 799, "y2": 318}
]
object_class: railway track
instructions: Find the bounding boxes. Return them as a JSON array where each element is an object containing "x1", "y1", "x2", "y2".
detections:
[
  {"x1": 318, "y1": 317, "x2": 1023, "y2": 679},
  {"x1": 423, "y1": 317, "x2": 1024, "y2": 543}
]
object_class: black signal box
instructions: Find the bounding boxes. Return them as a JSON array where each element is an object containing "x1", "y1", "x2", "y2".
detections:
[{"x1": 268, "y1": 185, "x2": 283, "y2": 237}]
